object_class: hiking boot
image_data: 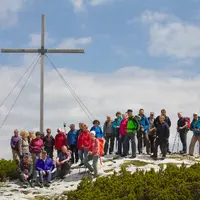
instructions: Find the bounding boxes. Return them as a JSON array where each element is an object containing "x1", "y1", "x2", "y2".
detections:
[
  {"x1": 37, "y1": 182, "x2": 44, "y2": 188},
  {"x1": 45, "y1": 182, "x2": 51, "y2": 187},
  {"x1": 29, "y1": 180, "x2": 35, "y2": 188},
  {"x1": 167, "y1": 151, "x2": 171, "y2": 154},
  {"x1": 79, "y1": 163, "x2": 84, "y2": 167},
  {"x1": 115, "y1": 152, "x2": 121, "y2": 155},
  {"x1": 130, "y1": 155, "x2": 136, "y2": 159},
  {"x1": 180, "y1": 151, "x2": 186, "y2": 154},
  {"x1": 22, "y1": 182, "x2": 29, "y2": 188},
  {"x1": 121, "y1": 154, "x2": 127, "y2": 157},
  {"x1": 109, "y1": 152, "x2": 113, "y2": 155}
]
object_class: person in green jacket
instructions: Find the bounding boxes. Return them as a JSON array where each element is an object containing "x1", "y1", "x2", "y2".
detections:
[{"x1": 122, "y1": 109, "x2": 140, "y2": 158}]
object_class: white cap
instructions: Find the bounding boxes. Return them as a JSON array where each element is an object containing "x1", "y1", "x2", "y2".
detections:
[{"x1": 90, "y1": 130, "x2": 96, "y2": 136}]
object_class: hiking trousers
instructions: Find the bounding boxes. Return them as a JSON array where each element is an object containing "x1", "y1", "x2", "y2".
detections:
[
  {"x1": 148, "y1": 135, "x2": 156, "y2": 154},
  {"x1": 69, "y1": 144, "x2": 79, "y2": 163},
  {"x1": 104, "y1": 133, "x2": 115, "y2": 154},
  {"x1": 45, "y1": 147, "x2": 54, "y2": 159},
  {"x1": 12, "y1": 150, "x2": 20, "y2": 162},
  {"x1": 137, "y1": 131, "x2": 151, "y2": 154},
  {"x1": 179, "y1": 129, "x2": 188, "y2": 152},
  {"x1": 123, "y1": 132, "x2": 136, "y2": 156},
  {"x1": 154, "y1": 138, "x2": 167, "y2": 157},
  {"x1": 189, "y1": 135, "x2": 200, "y2": 155},
  {"x1": 84, "y1": 154, "x2": 99, "y2": 177},
  {"x1": 37, "y1": 170, "x2": 52, "y2": 183},
  {"x1": 57, "y1": 161, "x2": 71, "y2": 178}
]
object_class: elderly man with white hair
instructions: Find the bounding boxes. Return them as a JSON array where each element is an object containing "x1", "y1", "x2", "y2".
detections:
[
  {"x1": 56, "y1": 145, "x2": 72, "y2": 179},
  {"x1": 84, "y1": 131, "x2": 101, "y2": 178}
]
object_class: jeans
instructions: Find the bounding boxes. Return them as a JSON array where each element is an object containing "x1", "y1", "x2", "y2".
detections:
[
  {"x1": 84, "y1": 154, "x2": 99, "y2": 177},
  {"x1": 104, "y1": 133, "x2": 115, "y2": 154},
  {"x1": 123, "y1": 132, "x2": 136, "y2": 156},
  {"x1": 78, "y1": 149, "x2": 88, "y2": 164},
  {"x1": 148, "y1": 135, "x2": 156, "y2": 154},
  {"x1": 37, "y1": 170, "x2": 52, "y2": 183}
]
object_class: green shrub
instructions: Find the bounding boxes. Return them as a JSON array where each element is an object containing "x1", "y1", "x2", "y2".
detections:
[
  {"x1": 63, "y1": 163, "x2": 200, "y2": 200},
  {"x1": 0, "y1": 159, "x2": 18, "y2": 181}
]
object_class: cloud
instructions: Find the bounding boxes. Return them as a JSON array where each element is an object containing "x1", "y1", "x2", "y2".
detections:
[
  {"x1": 0, "y1": 0, "x2": 30, "y2": 29},
  {"x1": 28, "y1": 33, "x2": 56, "y2": 48},
  {"x1": 57, "y1": 37, "x2": 92, "y2": 48},
  {"x1": 133, "y1": 10, "x2": 200, "y2": 60},
  {"x1": 69, "y1": 0, "x2": 85, "y2": 12},
  {"x1": 1, "y1": 59, "x2": 200, "y2": 158}
]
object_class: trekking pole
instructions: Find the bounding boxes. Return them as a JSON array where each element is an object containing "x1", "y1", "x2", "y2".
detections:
[
  {"x1": 63, "y1": 122, "x2": 67, "y2": 134},
  {"x1": 177, "y1": 134, "x2": 180, "y2": 153},
  {"x1": 171, "y1": 132, "x2": 178, "y2": 153}
]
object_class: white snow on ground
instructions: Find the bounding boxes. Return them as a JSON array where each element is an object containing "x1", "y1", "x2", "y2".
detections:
[{"x1": 0, "y1": 154, "x2": 199, "y2": 200}]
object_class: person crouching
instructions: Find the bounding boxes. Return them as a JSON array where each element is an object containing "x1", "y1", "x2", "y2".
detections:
[
  {"x1": 84, "y1": 131, "x2": 100, "y2": 178},
  {"x1": 18, "y1": 154, "x2": 33, "y2": 188},
  {"x1": 56, "y1": 146, "x2": 72, "y2": 179},
  {"x1": 35, "y1": 151, "x2": 55, "y2": 187}
]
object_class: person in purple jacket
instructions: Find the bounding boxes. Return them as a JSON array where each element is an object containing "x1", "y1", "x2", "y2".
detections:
[
  {"x1": 36, "y1": 151, "x2": 55, "y2": 187},
  {"x1": 10, "y1": 129, "x2": 21, "y2": 163}
]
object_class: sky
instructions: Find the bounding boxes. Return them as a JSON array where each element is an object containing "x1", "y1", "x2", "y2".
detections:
[{"x1": 1, "y1": 0, "x2": 200, "y2": 158}]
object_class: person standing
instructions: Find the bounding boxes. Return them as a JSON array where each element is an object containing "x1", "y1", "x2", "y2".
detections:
[
  {"x1": 19, "y1": 130, "x2": 29, "y2": 159},
  {"x1": 67, "y1": 124, "x2": 79, "y2": 164},
  {"x1": 43, "y1": 128, "x2": 55, "y2": 159},
  {"x1": 10, "y1": 129, "x2": 21, "y2": 162},
  {"x1": 152, "y1": 115, "x2": 169, "y2": 160},
  {"x1": 122, "y1": 109, "x2": 140, "y2": 158},
  {"x1": 112, "y1": 112, "x2": 123, "y2": 149},
  {"x1": 55, "y1": 128, "x2": 67, "y2": 156},
  {"x1": 148, "y1": 112, "x2": 156, "y2": 154},
  {"x1": 154, "y1": 109, "x2": 171, "y2": 154},
  {"x1": 90, "y1": 120, "x2": 103, "y2": 138},
  {"x1": 103, "y1": 116, "x2": 114, "y2": 155},
  {"x1": 116, "y1": 114, "x2": 128, "y2": 155},
  {"x1": 177, "y1": 112, "x2": 188, "y2": 154},
  {"x1": 137, "y1": 109, "x2": 150, "y2": 154},
  {"x1": 189, "y1": 113, "x2": 200, "y2": 156},
  {"x1": 77, "y1": 124, "x2": 90, "y2": 166}
]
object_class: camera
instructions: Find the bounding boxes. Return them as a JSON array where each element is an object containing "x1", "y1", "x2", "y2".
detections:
[{"x1": 63, "y1": 122, "x2": 66, "y2": 127}]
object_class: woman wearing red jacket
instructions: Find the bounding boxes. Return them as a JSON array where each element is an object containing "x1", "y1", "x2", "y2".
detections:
[
  {"x1": 77, "y1": 124, "x2": 90, "y2": 166},
  {"x1": 55, "y1": 128, "x2": 67, "y2": 156}
]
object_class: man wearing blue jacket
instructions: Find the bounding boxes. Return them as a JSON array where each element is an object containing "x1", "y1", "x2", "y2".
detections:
[
  {"x1": 112, "y1": 112, "x2": 123, "y2": 151},
  {"x1": 137, "y1": 109, "x2": 150, "y2": 154},
  {"x1": 35, "y1": 151, "x2": 55, "y2": 187},
  {"x1": 189, "y1": 113, "x2": 200, "y2": 156},
  {"x1": 67, "y1": 124, "x2": 79, "y2": 164}
]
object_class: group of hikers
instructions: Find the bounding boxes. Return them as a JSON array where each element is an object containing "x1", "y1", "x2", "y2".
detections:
[{"x1": 10, "y1": 108, "x2": 200, "y2": 188}]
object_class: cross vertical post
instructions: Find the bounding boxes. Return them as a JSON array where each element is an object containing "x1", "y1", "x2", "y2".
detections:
[
  {"x1": 40, "y1": 14, "x2": 45, "y2": 134},
  {"x1": 1, "y1": 14, "x2": 85, "y2": 134}
]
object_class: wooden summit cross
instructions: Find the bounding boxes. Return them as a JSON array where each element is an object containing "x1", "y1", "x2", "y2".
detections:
[{"x1": 0, "y1": 14, "x2": 84, "y2": 133}]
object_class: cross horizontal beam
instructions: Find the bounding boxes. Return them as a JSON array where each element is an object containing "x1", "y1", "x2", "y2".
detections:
[{"x1": 1, "y1": 48, "x2": 85, "y2": 54}]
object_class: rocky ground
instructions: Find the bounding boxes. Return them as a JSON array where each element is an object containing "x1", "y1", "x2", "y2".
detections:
[{"x1": 0, "y1": 154, "x2": 199, "y2": 200}]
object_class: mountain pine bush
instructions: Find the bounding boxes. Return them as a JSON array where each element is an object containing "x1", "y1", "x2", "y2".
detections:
[
  {"x1": 0, "y1": 159, "x2": 18, "y2": 181},
  {"x1": 64, "y1": 163, "x2": 200, "y2": 200}
]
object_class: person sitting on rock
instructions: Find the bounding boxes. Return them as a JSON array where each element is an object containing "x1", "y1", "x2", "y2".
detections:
[
  {"x1": 56, "y1": 146, "x2": 72, "y2": 179},
  {"x1": 18, "y1": 154, "x2": 33, "y2": 188},
  {"x1": 35, "y1": 151, "x2": 55, "y2": 187},
  {"x1": 84, "y1": 131, "x2": 101, "y2": 178}
]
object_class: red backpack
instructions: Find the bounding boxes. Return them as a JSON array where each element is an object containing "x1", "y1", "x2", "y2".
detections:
[
  {"x1": 185, "y1": 117, "x2": 191, "y2": 129},
  {"x1": 97, "y1": 138, "x2": 105, "y2": 156}
]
